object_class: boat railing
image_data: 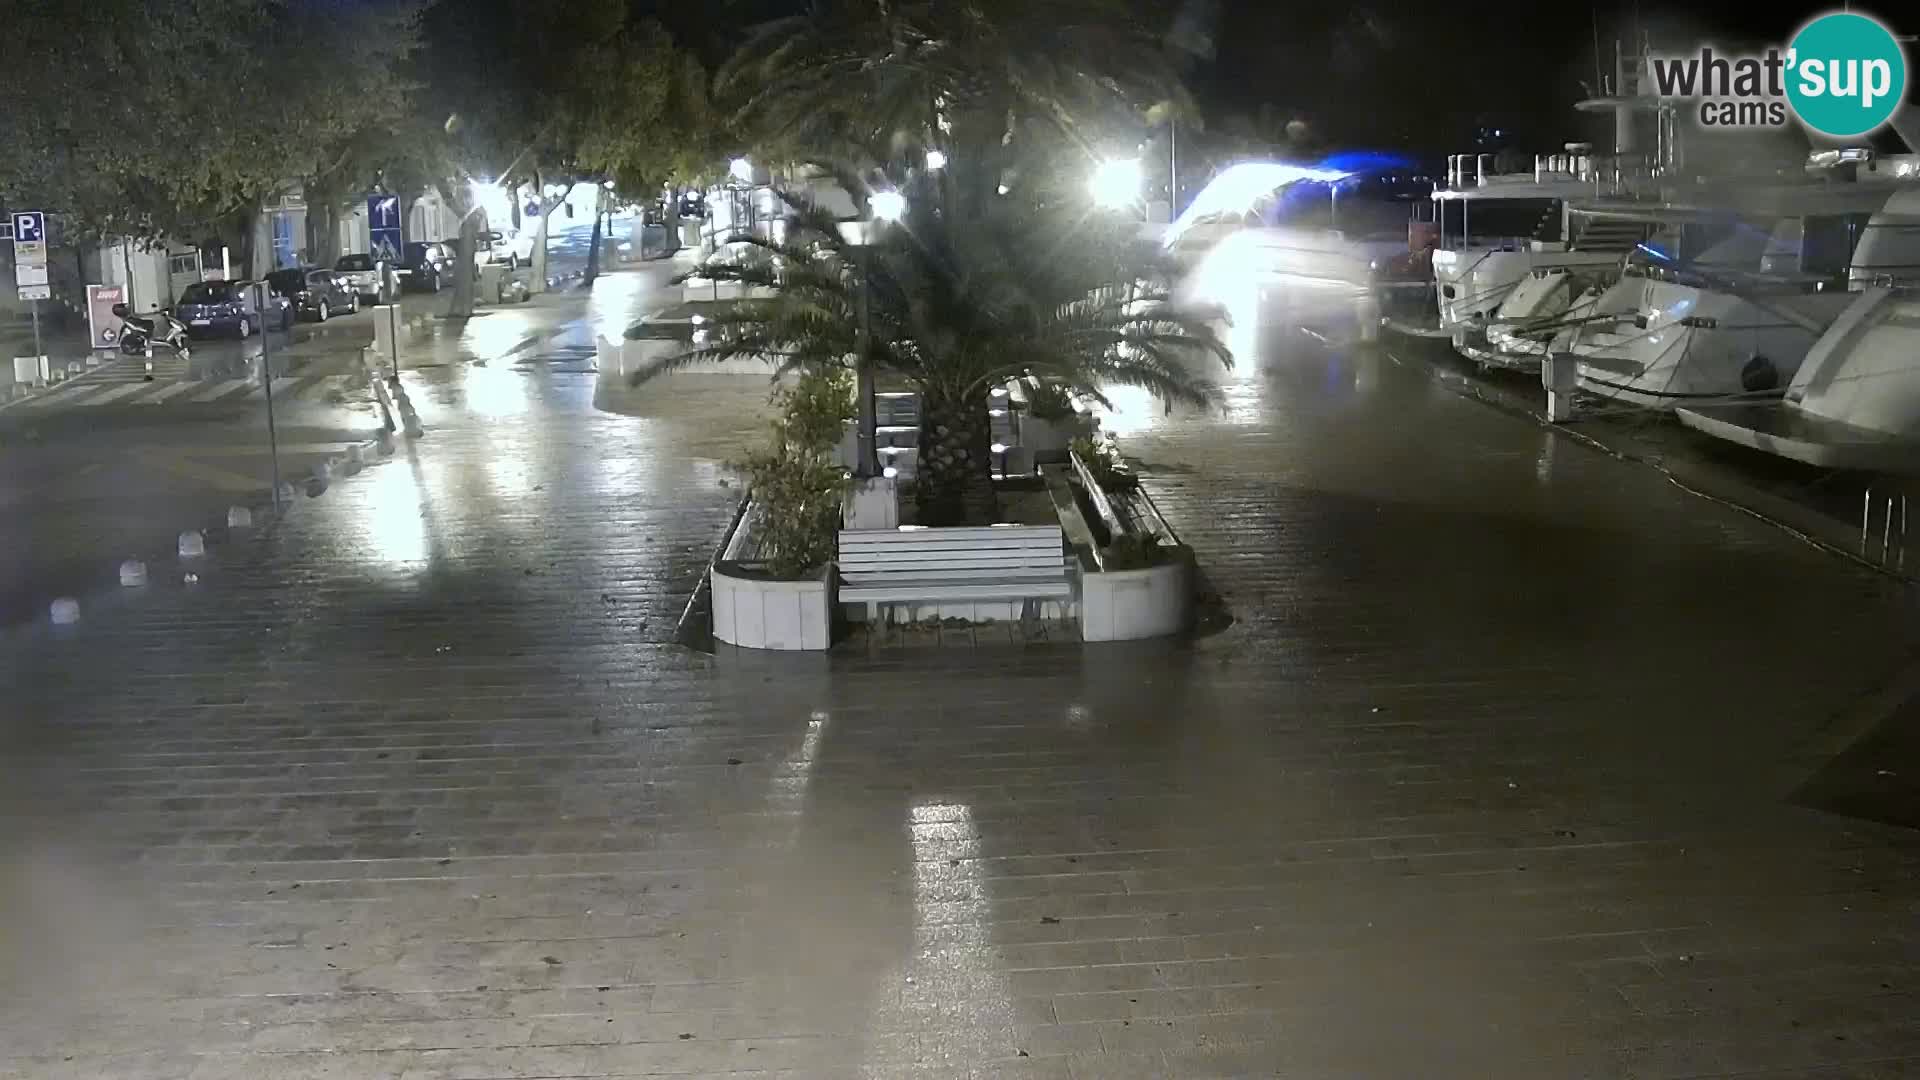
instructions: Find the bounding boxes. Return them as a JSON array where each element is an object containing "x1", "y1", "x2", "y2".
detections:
[
  {"x1": 1625, "y1": 260, "x2": 1858, "y2": 297},
  {"x1": 1441, "y1": 152, "x2": 1660, "y2": 195}
]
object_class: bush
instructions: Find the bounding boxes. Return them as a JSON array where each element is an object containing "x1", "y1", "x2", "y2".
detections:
[
  {"x1": 1024, "y1": 378, "x2": 1078, "y2": 421},
  {"x1": 731, "y1": 369, "x2": 854, "y2": 578},
  {"x1": 1100, "y1": 533, "x2": 1170, "y2": 570},
  {"x1": 1071, "y1": 434, "x2": 1137, "y2": 492}
]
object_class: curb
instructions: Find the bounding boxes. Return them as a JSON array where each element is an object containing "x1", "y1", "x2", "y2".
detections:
[
  {"x1": 40, "y1": 419, "x2": 396, "y2": 628},
  {"x1": 0, "y1": 354, "x2": 114, "y2": 414}
]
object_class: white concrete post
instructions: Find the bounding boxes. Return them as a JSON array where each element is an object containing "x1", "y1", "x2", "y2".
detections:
[
  {"x1": 1543, "y1": 352, "x2": 1577, "y2": 423},
  {"x1": 1355, "y1": 292, "x2": 1381, "y2": 343}
]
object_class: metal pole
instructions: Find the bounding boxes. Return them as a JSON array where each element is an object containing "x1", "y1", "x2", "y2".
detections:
[
  {"x1": 262, "y1": 303, "x2": 282, "y2": 512},
  {"x1": 386, "y1": 263, "x2": 401, "y2": 387},
  {"x1": 856, "y1": 239, "x2": 878, "y2": 476},
  {"x1": 30, "y1": 299, "x2": 41, "y2": 362},
  {"x1": 1169, "y1": 117, "x2": 1178, "y2": 215}
]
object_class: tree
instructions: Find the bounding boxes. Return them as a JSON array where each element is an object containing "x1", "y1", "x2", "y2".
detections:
[
  {"x1": 0, "y1": 1, "x2": 420, "y2": 252},
  {"x1": 630, "y1": 150, "x2": 1232, "y2": 526},
  {"x1": 717, "y1": 0, "x2": 1188, "y2": 168},
  {"x1": 416, "y1": 0, "x2": 715, "y2": 310}
]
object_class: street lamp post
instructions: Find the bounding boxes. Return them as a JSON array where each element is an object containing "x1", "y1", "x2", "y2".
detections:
[
  {"x1": 856, "y1": 240, "x2": 877, "y2": 476},
  {"x1": 842, "y1": 191, "x2": 906, "y2": 482}
]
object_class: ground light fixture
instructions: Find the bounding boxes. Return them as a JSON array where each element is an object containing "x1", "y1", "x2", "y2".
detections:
[{"x1": 1088, "y1": 158, "x2": 1144, "y2": 209}]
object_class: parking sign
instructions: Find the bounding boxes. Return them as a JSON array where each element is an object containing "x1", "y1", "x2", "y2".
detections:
[{"x1": 12, "y1": 212, "x2": 44, "y2": 244}]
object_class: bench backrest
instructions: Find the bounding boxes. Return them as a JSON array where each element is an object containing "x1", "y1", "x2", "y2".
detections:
[{"x1": 839, "y1": 525, "x2": 1066, "y2": 583}]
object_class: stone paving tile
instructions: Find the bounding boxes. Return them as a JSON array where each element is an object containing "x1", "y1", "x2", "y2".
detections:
[{"x1": 7, "y1": 332, "x2": 1920, "y2": 1077}]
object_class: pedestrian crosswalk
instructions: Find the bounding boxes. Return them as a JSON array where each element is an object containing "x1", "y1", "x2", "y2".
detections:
[{"x1": 14, "y1": 359, "x2": 354, "y2": 412}]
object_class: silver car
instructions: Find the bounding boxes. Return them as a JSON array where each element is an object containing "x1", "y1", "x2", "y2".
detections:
[{"x1": 332, "y1": 253, "x2": 385, "y2": 303}]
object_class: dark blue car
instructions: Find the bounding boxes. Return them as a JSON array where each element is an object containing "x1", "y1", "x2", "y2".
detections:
[{"x1": 175, "y1": 280, "x2": 293, "y2": 339}]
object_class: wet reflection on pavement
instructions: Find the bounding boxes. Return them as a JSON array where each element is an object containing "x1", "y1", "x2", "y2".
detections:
[{"x1": 7, "y1": 268, "x2": 1920, "y2": 1078}]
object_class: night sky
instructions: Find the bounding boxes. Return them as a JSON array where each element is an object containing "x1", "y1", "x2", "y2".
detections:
[
  {"x1": 1184, "y1": 0, "x2": 1914, "y2": 158},
  {"x1": 695, "y1": 1, "x2": 1915, "y2": 162}
]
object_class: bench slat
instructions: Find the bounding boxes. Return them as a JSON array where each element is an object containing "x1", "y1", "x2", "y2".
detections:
[
  {"x1": 840, "y1": 526, "x2": 1061, "y2": 545},
  {"x1": 848, "y1": 564, "x2": 1075, "y2": 580},
  {"x1": 840, "y1": 541, "x2": 1060, "y2": 557},
  {"x1": 837, "y1": 525, "x2": 1072, "y2": 612},
  {"x1": 841, "y1": 580, "x2": 1075, "y2": 601},
  {"x1": 842, "y1": 552, "x2": 1064, "y2": 568}
]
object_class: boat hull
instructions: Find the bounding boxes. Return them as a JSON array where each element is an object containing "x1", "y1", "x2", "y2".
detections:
[{"x1": 1567, "y1": 276, "x2": 1855, "y2": 410}]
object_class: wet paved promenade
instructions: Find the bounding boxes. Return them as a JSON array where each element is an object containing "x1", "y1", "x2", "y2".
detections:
[{"x1": 4, "y1": 293, "x2": 1920, "y2": 1078}]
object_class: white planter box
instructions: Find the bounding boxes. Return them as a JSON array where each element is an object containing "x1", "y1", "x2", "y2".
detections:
[
  {"x1": 712, "y1": 562, "x2": 833, "y2": 650},
  {"x1": 1079, "y1": 554, "x2": 1190, "y2": 641}
]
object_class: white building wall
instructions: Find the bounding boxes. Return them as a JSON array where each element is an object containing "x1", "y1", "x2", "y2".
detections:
[{"x1": 408, "y1": 190, "x2": 462, "y2": 245}]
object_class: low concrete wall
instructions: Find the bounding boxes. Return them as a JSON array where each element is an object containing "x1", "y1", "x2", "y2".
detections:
[{"x1": 597, "y1": 334, "x2": 777, "y2": 379}]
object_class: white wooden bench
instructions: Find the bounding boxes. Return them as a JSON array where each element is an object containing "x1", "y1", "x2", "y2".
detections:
[{"x1": 838, "y1": 524, "x2": 1075, "y2": 624}]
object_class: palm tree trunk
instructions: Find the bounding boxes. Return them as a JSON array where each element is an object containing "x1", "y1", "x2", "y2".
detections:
[{"x1": 915, "y1": 385, "x2": 997, "y2": 526}]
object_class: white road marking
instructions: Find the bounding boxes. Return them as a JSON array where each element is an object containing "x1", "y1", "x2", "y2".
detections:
[
  {"x1": 80, "y1": 381, "x2": 166, "y2": 406},
  {"x1": 187, "y1": 379, "x2": 255, "y2": 403},
  {"x1": 142, "y1": 380, "x2": 208, "y2": 403}
]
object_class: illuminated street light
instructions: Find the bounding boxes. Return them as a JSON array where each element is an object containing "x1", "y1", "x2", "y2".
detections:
[
  {"x1": 1088, "y1": 158, "x2": 1144, "y2": 209},
  {"x1": 869, "y1": 190, "x2": 907, "y2": 222},
  {"x1": 925, "y1": 149, "x2": 947, "y2": 170},
  {"x1": 729, "y1": 157, "x2": 753, "y2": 182}
]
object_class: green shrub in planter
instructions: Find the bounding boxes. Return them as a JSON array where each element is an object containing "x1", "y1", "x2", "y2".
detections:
[
  {"x1": 731, "y1": 369, "x2": 854, "y2": 578},
  {"x1": 1101, "y1": 533, "x2": 1170, "y2": 570},
  {"x1": 1071, "y1": 434, "x2": 1138, "y2": 492}
]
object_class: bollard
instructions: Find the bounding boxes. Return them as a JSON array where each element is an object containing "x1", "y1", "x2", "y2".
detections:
[
  {"x1": 375, "y1": 431, "x2": 395, "y2": 456},
  {"x1": 276, "y1": 482, "x2": 297, "y2": 506},
  {"x1": 227, "y1": 505, "x2": 253, "y2": 529},
  {"x1": 346, "y1": 443, "x2": 365, "y2": 466},
  {"x1": 1354, "y1": 293, "x2": 1381, "y2": 343},
  {"x1": 49, "y1": 597, "x2": 79, "y2": 624},
  {"x1": 119, "y1": 560, "x2": 148, "y2": 587},
  {"x1": 178, "y1": 530, "x2": 206, "y2": 558},
  {"x1": 1542, "y1": 352, "x2": 1577, "y2": 423},
  {"x1": 312, "y1": 461, "x2": 332, "y2": 485}
]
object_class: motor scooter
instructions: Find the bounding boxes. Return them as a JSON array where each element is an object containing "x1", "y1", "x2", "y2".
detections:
[{"x1": 111, "y1": 302, "x2": 192, "y2": 380}]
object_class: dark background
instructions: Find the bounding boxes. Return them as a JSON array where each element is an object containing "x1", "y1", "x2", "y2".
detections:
[
  {"x1": 695, "y1": 0, "x2": 1915, "y2": 161},
  {"x1": 1186, "y1": 0, "x2": 1915, "y2": 157}
]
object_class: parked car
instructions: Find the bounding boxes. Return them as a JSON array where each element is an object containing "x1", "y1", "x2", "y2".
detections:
[
  {"x1": 478, "y1": 228, "x2": 535, "y2": 269},
  {"x1": 174, "y1": 279, "x2": 293, "y2": 338},
  {"x1": 398, "y1": 241, "x2": 455, "y2": 292},
  {"x1": 266, "y1": 268, "x2": 360, "y2": 321},
  {"x1": 332, "y1": 253, "x2": 385, "y2": 304}
]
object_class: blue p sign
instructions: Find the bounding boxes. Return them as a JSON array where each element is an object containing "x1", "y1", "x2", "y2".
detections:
[{"x1": 12, "y1": 212, "x2": 44, "y2": 243}]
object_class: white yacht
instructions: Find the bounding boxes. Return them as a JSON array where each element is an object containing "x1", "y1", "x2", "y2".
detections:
[
  {"x1": 1559, "y1": 170, "x2": 1920, "y2": 411},
  {"x1": 1428, "y1": 151, "x2": 1651, "y2": 340},
  {"x1": 1401, "y1": 42, "x2": 1674, "y2": 358},
  {"x1": 1673, "y1": 188, "x2": 1920, "y2": 469}
]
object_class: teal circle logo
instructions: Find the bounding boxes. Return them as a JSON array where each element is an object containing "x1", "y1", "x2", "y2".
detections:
[{"x1": 1786, "y1": 13, "x2": 1907, "y2": 138}]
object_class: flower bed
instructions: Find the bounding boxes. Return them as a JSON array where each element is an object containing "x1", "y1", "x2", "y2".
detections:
[{"x1": 1058, "y1": 438, "x2": 1193, "y2": 641}]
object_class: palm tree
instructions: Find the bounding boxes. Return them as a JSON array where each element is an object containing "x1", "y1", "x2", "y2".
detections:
[
  {"x1": 718, "y1": 0, "x2": 1188, "y2": 167},
  {"x1": 629, "y1": 154, "x2": 1232, "y2": 526}
]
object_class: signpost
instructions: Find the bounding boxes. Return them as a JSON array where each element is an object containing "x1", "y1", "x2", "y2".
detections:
[
  {"x1": 367, "y1": 194, "x2": 403, "y2": 270},
  {"x1": 13, "y1": 211, "x2": 49, "y2": 363}
]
